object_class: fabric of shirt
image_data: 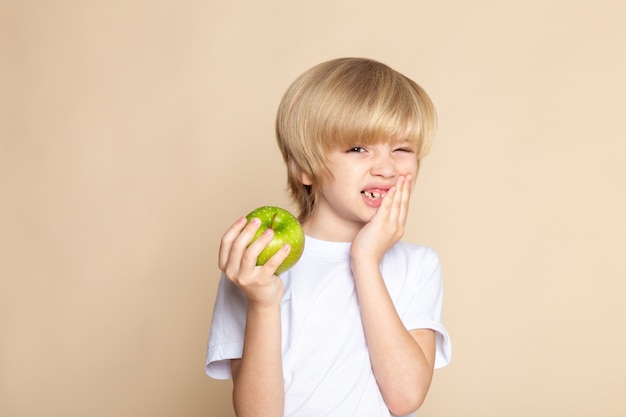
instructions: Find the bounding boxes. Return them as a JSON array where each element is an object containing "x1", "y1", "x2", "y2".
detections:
[{"x1": 206, "y1": 235, "x2": 451, "y2": 417}]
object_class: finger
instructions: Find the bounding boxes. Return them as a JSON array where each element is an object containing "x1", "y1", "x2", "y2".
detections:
[
  {"x1": 218, "y1": 217, "x2": 248, "y2": 270},
  {"x1": 388, "y1": 176, "x2": 406, "y2": 220},
  {"x1": 371, "y1": 185, "x2": 395, "y2": 224},
  {"x1": 221, "y1": 217, "x2": 262, "y2": 272},
  {"x1": 240, "y1": 227, "x2": 276, "y2": 269},
  {"x1": 398, "y1": 175, "x2": 412, "y2": 226},
  {"x1": 261, "y1": 244, "x2": 292, "y2": 275}
]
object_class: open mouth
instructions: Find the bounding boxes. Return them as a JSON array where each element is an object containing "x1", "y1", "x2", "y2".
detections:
[{"x1": 361, "y1": 189, "x2": 387, "y2": 201}]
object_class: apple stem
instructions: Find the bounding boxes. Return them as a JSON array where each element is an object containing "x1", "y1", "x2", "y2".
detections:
[{"x1": 271, "y1": 214, "x2": 277, "y2": 229}]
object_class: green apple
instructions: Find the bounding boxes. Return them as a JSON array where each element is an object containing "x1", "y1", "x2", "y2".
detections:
[{"x1": 246, "y1": 206, "x2": 305, "y2": 274}]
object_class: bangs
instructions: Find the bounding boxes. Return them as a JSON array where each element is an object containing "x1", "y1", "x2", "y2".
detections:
[
  {"x1": 313, "y1": 63, "x2": 436, "y2": 159},
  {"x1": 326, "y1": 94, "x2": 426, "y2": 151}
]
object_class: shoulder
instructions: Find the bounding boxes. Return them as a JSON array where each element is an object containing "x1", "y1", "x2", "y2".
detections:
[
  {"x1": 382, "y1": 242, "x2": 443, "y2": 287},
  {"x1": 386, "y1": 241, "x2": 441, "y2": 268},
  {"x1": 380, "y1": 242, "x2": 444, "y2": 309}
]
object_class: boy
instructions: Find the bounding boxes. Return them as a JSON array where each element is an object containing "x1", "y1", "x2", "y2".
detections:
[{"x1": 206, "y1": 57, "x2": 451, "y2": 417}]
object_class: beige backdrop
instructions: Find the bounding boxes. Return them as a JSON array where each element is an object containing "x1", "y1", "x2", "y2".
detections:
[{"x1": 2, "y1": 0, "x2": 625, "y2": 416}]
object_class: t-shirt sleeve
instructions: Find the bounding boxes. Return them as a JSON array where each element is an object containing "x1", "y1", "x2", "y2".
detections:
[
  {"x1": 395, "y1": 246, "x2": 452, "y2": 369},
  {"x1": 205, "y1": 273, "x2": 247, "y2": 379}
]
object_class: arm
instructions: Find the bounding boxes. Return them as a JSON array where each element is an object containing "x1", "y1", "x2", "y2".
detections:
[
  {"x1": 351, "y1": 175, "x2": 436, "y2": 415},
  {"x1": 351, "y1": 261, "x2": 436, "y2": 415},
  {"x1": 218, "y1": 217, "x2": 289, "y2": 417},
  {"x1": 231, "y1": 302, "x2": 283, "y2": 417}
]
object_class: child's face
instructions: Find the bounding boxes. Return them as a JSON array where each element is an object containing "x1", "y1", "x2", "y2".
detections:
[{"x1": 307, "y1": 140, "x2": 418, "y2": 238}]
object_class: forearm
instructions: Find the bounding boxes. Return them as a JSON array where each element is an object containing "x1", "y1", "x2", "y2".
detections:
[
  {"x1": 353, "y1": 261, "x2": 434, "y2": 415},
  {"x1": 232, "y1": 304, "x2": 284, "y2": 417}
]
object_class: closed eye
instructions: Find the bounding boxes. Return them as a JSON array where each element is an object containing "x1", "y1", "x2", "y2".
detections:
[{"x1": 394, "y1": 147, "x2": 416, "y2": 153}]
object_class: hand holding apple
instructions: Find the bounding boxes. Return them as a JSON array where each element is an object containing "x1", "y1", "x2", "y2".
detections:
[{"x1": 245, "y1": 206, "x2": 305, "y2": 274}]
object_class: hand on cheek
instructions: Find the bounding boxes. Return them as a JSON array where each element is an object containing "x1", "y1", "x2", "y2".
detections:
[{"x1": 351, "y1": 175, "x2": 413, "y2": 264}]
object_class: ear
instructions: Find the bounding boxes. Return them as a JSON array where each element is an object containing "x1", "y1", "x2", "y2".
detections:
[{"x1": 300, "y1": 171, "x2": 313, "y2": 186}]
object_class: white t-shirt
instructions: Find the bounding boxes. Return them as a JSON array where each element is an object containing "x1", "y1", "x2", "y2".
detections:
[{"x1": 206, "y1": 235, "x2": 451, "y2": 417}]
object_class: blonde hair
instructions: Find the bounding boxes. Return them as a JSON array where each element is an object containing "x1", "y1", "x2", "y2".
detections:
[{"x1": 275, "y1": 57, "x2": 437, "y2": 223}]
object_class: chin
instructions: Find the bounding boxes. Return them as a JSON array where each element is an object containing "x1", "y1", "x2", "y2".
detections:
[{"x1": 355, "y1": 210, "x2": 376, "y2": 224}]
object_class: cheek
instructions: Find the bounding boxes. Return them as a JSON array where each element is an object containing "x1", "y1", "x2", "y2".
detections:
[{"x1": 398, "y1": 159, "x2": 418, "y2": 176}]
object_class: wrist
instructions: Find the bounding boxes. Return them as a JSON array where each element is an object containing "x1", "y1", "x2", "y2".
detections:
[
  {"x1": 247, "y1": 299, "x2": 282, "y2": 315},
  {"x1": 350, "y1": 242, "x2": 386, "y2": 266},
  {"x1": 350, "y1": 255, "x2": 382, "y2": 274},
  {"x1": 350, "y1": 246, "x2": 381, "y2": 263}
]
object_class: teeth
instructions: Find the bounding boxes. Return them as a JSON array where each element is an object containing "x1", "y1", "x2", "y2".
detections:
[{"x1": 361, "y1": 191, "x2": 382, "y2": 199}]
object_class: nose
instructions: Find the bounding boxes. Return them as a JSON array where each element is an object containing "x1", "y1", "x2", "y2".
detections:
[{"x1": 370, "y1": 153, "x2": 397, "y2": 179}]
